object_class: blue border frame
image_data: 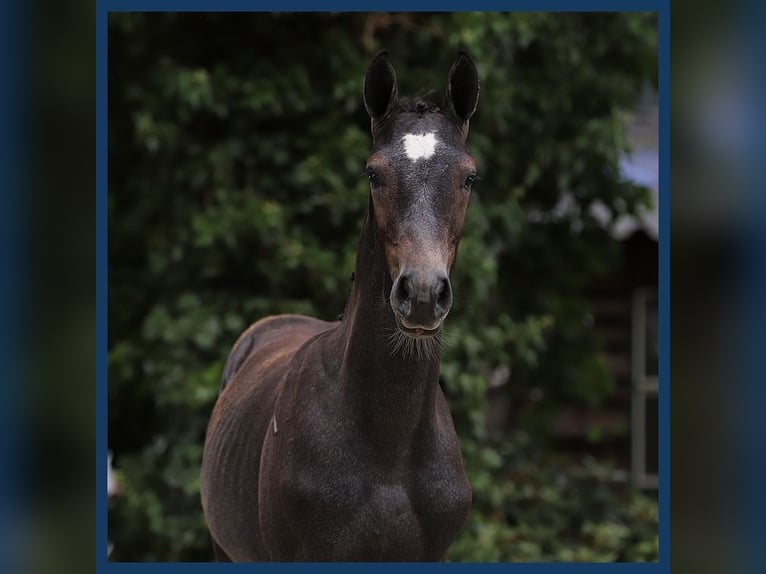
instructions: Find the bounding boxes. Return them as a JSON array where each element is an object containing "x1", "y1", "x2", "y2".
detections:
[
  {"x1": 1, "y1": 0, "x2": 24, "y2": 572},
  {"x1": 103, "y1": 0, "x2": 661, "y2": 12},
  {"x1": 97, "y1": 2, "x2": 669, "y2": 572},
  {"x1": 742, "y1": 3, "x2": 766, "y2": 568}
]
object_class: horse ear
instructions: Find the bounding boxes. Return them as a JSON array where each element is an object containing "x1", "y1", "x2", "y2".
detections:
[
  {"x1": 363, "y1": 50, "x2": 398, "y2": 121},
  {"x1": 445, "y1": 50, "x2": 480, "y2": 126}
]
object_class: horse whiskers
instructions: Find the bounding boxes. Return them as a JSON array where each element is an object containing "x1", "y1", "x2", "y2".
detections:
[{"x1": 386, "y1": 326, "x2": 442, "y2": 362}]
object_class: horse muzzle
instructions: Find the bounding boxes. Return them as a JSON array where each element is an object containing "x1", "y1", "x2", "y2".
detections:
[{"x1": 390, "y1": 269, "x2": 452, "y2": 336}]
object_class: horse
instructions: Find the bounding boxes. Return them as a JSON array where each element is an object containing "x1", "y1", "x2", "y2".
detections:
[{"x1": 200, "y1": 49, "x2": 480, "y2": 562}]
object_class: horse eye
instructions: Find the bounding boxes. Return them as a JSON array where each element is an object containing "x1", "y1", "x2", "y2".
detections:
[
  {"x1": 365, "y1": 168, "x2": 380, "y2": 188},
  {"x1": 464, "y1": 174, "x2": 476, "y2": 188}
]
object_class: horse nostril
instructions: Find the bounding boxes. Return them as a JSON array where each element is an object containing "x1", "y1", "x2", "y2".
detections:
[
  {"x1": 394, "y1": 275, "x2": 413, "y2": 316},
  {"x1": 435, "y1": 277, "x2": 452, "y2": 313},
  {"x1": 397, "y1": 275, "x2": 411, "y2": 301}
]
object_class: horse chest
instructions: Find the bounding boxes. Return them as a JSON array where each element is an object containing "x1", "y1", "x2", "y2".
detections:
[
  {"x1": 360, "y1": 474, "x2": 469, "y2": 560},
  {"x1": 264, "y1": 430, "x2": 470, "y2": 561}
]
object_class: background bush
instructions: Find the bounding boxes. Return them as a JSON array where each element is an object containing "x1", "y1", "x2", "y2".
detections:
[{"x1": 108, "y1": 12, "x2": 658, "y2": 562}]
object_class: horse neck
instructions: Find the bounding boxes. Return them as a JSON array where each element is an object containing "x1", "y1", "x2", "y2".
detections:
[{"x1": 332, "y1": 203, "x2": 443, "y2": 451}]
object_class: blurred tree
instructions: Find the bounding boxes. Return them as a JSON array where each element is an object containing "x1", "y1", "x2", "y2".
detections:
[{"x1": 108, "y1": 12, "x2": 658, "y2": 561}]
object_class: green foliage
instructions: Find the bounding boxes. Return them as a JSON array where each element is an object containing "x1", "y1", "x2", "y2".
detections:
[
  {"x1": 108, "y1": 13, "x2": 658, "y2": 562},
  {"x1": 449, "y1": 432, "x2": 658, "y2": 562}
]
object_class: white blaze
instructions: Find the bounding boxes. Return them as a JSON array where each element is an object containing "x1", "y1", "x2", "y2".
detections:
[{"x1": 402, "y1": 132, "x2": 437, "y2": 161}]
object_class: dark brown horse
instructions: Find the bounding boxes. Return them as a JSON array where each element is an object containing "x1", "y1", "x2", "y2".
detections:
[{"x1": 200, "y1": 50, "x2": 480, "y2": 562}]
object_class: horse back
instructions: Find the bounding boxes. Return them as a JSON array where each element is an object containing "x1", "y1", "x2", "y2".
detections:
[{"x1": 220, "y1": 314, "x2": 336, "y2": 393}]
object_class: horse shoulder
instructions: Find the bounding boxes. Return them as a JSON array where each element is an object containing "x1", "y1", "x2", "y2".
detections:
[{"x1": 257, "y1": 335, "x2": 368, "y2": 559}]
